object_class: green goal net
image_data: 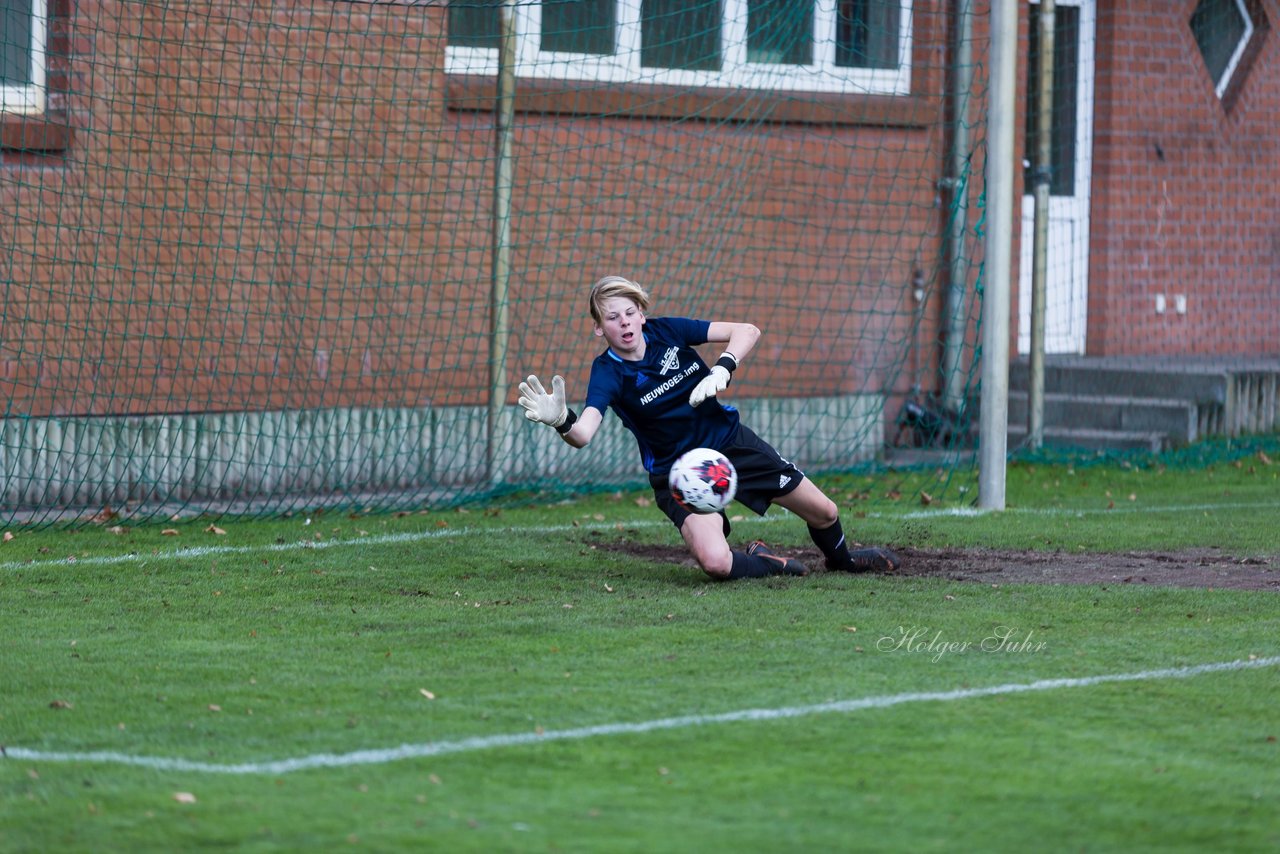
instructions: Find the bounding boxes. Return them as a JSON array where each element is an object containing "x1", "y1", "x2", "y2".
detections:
[{"x1": 1, "y1": 0, "x2": 987, "y2": 525}]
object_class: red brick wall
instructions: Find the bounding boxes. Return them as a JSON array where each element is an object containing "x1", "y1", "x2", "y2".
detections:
[
  {"x1": 3, "y1": 1, "x2": 463, "y2": 416},
  {"x1": 8, "y1": 1, "x2": 1277, "y2": 427},
  {"x1": 1, "y1": 0, "x2": 952, "y2": 420},
  {"x1": 1086, "y1": 0, "x2": 1280, "y2": 356}
]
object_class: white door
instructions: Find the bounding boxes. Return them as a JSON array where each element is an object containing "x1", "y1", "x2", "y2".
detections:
[{"x1": 1019, "y1": 0, "x2": 1095, "y2": 355}]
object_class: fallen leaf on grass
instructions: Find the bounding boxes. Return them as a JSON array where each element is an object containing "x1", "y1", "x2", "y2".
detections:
[
  {"x1": 920, "y1": 492, "x2": 933, "y2": 506},
  {"x1": 161, "y1": 529, "x2": 180, "y2": 536},
  {"x1": 173, "y1": 792, "x2": 197, "y2": 804},
  {"x1": 49, "y1": 700, "x2": 73, "y2": 710},
  {"x1": 90, "y1": 506, "x2": 119, "y2": 524},
  {"x1": 205, "y1": 525, "x2": 226, "y2": 535},
  {"x1": 2, "y1": 532, "x2": 12, "y2": 542},
  {"x1": 419, "y1": 689, "x2": 436, "y2": 700}
]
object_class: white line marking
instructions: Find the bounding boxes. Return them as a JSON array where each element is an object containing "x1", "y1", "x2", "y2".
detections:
[
  {"x1": 3, "y1": 499, "x2": 1276, "y2": 573},
  {"x1": 0, "y1": 520, "x2": 680, "y2": 572},
  {"x1": 5, "y1": 656, "x2": 1276, "y2": 775}
]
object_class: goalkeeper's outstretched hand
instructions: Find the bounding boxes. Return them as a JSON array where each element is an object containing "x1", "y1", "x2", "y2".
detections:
[
  {"x1": 518, "y1": 374, "x2": 568, "y2": 428},
  {"x1": 688, "y1": 365, "x2": 731, "y2": 407}
]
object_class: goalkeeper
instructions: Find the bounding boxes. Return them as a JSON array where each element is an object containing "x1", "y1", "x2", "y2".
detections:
[{"x1": 519, "y1": 275, "x2": 901, "y2": 582}]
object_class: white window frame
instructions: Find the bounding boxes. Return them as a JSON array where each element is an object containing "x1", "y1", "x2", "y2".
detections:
[
  {"x1": 2, "y1": 0, "x2": 48, "y2": 114},
  {"x1": 447, "y1": 0, "x2": 913, "y2": 96},
  {"x1": 1211, "y1": 0, "x2": 1254, "y2": 98}
]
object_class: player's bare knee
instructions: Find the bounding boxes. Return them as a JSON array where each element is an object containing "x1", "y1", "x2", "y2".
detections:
[
  {"x1": 690, "y1": 544, "x2": 733, "y2": 578},
  {"x1": 810, "y1": 497, "x2": 840, "y2": 529},
  {"x1": 700, "y1": 560, "x2": 732, "y2": 580}
]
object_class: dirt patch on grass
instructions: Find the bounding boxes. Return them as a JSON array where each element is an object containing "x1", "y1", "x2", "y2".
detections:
[
  {"x1": 892, "y1": 546, "x2": 1278, "y2": 591},
  {"x1": 594, "y1": 539, "x2": 1279, "y2": 591}
]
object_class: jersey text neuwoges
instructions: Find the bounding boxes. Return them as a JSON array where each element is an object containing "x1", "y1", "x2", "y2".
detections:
[{"x1": 639, "y1": 364, "x2": 700, "y2": 405}]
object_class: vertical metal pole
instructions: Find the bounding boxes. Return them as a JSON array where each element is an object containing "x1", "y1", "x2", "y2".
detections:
[
  {"x1": 978, "y1": 0, "x2": 1017, "y2": 510},
  {"x1": 488, "y1": 0, "x2": 517, "y2": 483},
  {"x1": 942, "y1": 0, "x2": 974, "y2": 415},
  {"x1": 1028, "y1": 0, "x2": 1055, "y2": 449}
]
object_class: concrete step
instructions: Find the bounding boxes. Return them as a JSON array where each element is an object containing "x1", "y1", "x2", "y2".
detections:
[
  {"x1": 1009, "y1": 361, "x2": 1229, "y2": 405},
  {"x1": 972, "y1": 357, "x2": 1280, "y2": 453},
  {"x1": 1005, "y1": 425, "x2": 1168, "y2": 454},
  {"x1": 1005, "y1": 391, "x2": 1199, "y2": 443}
]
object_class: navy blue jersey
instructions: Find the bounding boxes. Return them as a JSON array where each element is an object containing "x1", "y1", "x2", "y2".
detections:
[{"x1": 585, "y1": 316, "x2": 741, "y2": 475}]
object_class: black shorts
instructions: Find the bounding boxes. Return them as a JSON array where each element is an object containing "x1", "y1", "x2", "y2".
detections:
[{"x1": 649, "y1": 425, "x2": 805, "y2": 536}]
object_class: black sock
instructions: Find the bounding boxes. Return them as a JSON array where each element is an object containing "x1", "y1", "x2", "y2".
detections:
[
  {"x1": 727, "y1": 550, "x2": 778, "y2": 579},
  {"x1": 808, "y1": 519, "x2": 851, "y2": 565}
]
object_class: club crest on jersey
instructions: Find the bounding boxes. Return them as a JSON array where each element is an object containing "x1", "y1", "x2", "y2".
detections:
[{"x1": 658, "y1": 346, "x2": 681, "y2": 376}]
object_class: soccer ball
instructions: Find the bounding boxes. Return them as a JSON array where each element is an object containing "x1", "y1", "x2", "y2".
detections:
[{"x1": 669, "y1": 448, "x2": 738, "y2": 514}]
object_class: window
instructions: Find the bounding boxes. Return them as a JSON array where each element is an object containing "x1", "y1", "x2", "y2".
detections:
[
  {"x1": 2, "y1": 0, "x2": 47, "y2": 114},
  {"x1": 1190, "y1": 0, "x2": 1254, "y2": 98},
  {"x1": 447, "y1": 0, "x2": 913, "y2": 95}
]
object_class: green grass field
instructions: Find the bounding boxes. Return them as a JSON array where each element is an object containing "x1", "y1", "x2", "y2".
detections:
[{"x1": 2, "y1": 448, "x2": 1279, "y2": 852}]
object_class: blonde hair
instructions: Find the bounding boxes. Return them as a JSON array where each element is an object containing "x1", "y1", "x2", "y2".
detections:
[{"x1": 589, "y1": 275, "x2": 651, "y2": 325}]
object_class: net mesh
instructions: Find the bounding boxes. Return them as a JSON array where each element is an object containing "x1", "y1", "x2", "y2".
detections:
[{"x1": 1, "y1": 0, "x2": 986, "y2": 524}]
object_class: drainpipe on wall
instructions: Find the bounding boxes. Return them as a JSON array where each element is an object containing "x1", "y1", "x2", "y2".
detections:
[
  {"x1": 1028, "y1": 0, "x2": 1056, "y2": 450},
  {"x1": 489, "y1": 0, "x2": 517, "y2": 484},
  {"x1": 941, "y1": 0, "x2": 974, "y2": 417}
]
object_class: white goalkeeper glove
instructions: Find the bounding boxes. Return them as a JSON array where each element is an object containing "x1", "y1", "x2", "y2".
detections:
[
  {"x1": 518, "y1": 374, "x2": 571, "y2": 430},
  {"x1": 689, "y1": 354, "x2": 738, "y2": 407}
]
